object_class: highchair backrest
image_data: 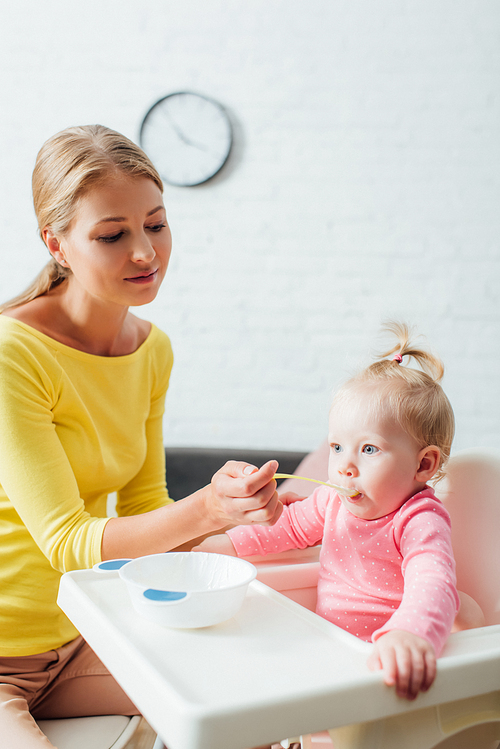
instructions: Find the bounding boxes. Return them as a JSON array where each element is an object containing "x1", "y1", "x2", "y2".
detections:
[{"x1": 439, "y1": 448, "x2": 500, "y2": 626}]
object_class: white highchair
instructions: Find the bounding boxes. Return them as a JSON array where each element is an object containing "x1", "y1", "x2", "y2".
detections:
[{"x1": 258, "y1": 448, "x2": 500, "y2": 749}]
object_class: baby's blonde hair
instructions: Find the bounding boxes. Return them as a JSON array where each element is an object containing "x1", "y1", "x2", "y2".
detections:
[{"x1": 334, "y1": 322, "x2": 455, "y2": 482}]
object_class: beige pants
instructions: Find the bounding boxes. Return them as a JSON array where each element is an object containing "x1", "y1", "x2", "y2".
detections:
[{"x1": 0, "y1": 635, "x2": 139, "y2": 748}]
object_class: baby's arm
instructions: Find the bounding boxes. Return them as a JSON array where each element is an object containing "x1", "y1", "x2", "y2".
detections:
[
  {"x1": 367, "y1": 630, "x2": 436, "y2": 700},
  {"x1": 195, "y1": 488, "x2": 327, "y2": 565},
  {"x1": 368, "y1": 495, "x2": 460, "y2": 700},
  {"x1": 193, "y1": 534, "x2": 237, "y2": 556}
]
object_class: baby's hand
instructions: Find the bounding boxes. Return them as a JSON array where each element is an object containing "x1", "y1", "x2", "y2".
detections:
[
  {"x1": 279, "y1": 491, "x2": 307, "y2": 506},
  {"x1": 367, "y1": 630, "x2": 436, "y2": 700},
  {"x1": 193, "y1": 534, "x2": 237, "y2": 556}
]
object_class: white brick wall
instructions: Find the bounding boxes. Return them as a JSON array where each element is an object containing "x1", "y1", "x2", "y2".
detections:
[{"x1": 1, "y1": 0, "x2": 499, "y2": 454}]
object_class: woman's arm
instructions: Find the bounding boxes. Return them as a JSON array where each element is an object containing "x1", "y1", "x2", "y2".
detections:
[
  {"x1": 0, "y1": 331, "x2": 281, "y2": 567},
  {"x1": 101, "y1": 460, "x2": 282, "y2": 559},
  {"x1": 0, "y1": 342, "x2": 109, "y2": 572},
  {"x1": 115, "y1": 385, "x2": 172, "y2": 517}
]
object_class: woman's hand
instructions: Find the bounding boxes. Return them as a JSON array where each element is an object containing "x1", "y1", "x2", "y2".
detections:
[
  {"x1": 208, "y1": 460, "x2": 283, "y2": 528},
  {"x1": 367, "y1": 630, "x2": 436, "y2": 700},
  {"x1": 103, "y1": 460, "x2": 282, "y2": 559}
]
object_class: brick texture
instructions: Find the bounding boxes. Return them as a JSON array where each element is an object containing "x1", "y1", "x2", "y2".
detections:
[{"x1": 0, "y1": 1, "x2": 499, "y2": 454}]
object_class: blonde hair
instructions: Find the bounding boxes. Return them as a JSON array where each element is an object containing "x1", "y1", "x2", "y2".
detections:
[
  {"x1": 1, "y1": 124, "x2": 163, "y2": 312},
  {"x1": 333, "y1": 322, "x2": 455, "y2": 482}
]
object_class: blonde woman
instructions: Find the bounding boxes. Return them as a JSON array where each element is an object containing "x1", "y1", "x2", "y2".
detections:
[{"x1": 0, "y1": 125, "x2": 281, "y2": 748}]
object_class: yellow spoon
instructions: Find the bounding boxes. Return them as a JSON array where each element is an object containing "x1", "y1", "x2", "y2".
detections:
[{"x1": 274, "y1": 473, "x2": 360, "y2": 498}]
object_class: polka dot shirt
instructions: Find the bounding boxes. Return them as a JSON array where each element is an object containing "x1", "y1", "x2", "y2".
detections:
[{"x1": 226, "y1": 487, "x2": 459, "y2": 655}]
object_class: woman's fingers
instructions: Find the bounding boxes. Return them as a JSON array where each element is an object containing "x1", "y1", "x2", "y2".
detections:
[
  {"x1": 210, "y1": 460, "x2": 281, "y2": 525},
  {"x1": 226, "y1": 490, "x2": 283, "y2": 525},
  {"x1": 215, "y1": 460, "x2": 277, "y2": 494},
  {"x1": 243, "y1": 493, "x2": 283, "y2": 526}
]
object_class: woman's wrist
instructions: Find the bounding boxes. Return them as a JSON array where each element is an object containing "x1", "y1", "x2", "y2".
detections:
[
  {"x1": 101, "y1": 486, "x2": 227, "y2": 560},
  {"x1": 101, "y1": 460, "x2": 280, "y2": 560},
  {"x1": 196, "y1": 481, "x2": 229, "y2": 528}
]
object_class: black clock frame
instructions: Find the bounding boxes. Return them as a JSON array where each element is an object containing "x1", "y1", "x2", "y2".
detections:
[{"x1": 139, "y1": 91, "x2": 233, "y2": 187}]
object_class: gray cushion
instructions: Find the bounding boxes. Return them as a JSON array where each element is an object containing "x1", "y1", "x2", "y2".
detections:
[{"x1": 165, "y1": 447, "x2": 307, "y2": 501}]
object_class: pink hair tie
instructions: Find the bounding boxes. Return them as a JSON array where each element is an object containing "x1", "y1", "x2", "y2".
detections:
[{"x1": 393, "y1": 354, "x2": 403, "y2": 363}]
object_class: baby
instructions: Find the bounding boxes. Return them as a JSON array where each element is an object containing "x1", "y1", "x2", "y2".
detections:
[{"x1": 196, "y1": 323, "x2": 480, "y2": 702}]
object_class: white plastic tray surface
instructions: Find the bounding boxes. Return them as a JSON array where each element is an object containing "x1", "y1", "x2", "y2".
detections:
[{"x1": 57, "y1": 568, "x2": 500, "y2": 749}]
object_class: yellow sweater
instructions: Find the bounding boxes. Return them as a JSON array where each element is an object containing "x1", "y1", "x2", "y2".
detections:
[{"x1": 0, "y1": 316, "x2": 174, "y2": 655}]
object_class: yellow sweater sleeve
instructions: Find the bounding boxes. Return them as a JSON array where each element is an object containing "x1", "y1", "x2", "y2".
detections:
[
  {"x1": 116, "y1": 352, "x2": 175, "y2": 517},
  {"x1": 0, "y1": 333, "x2": 106, "y2": 572}
]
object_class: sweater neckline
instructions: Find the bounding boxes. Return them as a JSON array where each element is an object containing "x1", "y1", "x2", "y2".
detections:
[{"x1": 0, "y1": 314, "x2": 156, "y2": 363}]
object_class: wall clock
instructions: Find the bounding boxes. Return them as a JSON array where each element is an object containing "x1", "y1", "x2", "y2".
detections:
[{"x1": 139, "y1": 92, "x2": 233, "y2": 187}]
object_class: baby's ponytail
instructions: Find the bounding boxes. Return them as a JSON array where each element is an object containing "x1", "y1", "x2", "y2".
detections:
[{"x1": 378, "y1": 321, "x2": 444, "y2": 383}]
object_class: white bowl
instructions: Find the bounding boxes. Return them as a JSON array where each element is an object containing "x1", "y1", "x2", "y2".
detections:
[{"x1": 95, "y1": 552, "x2": 257, "y2": 628}]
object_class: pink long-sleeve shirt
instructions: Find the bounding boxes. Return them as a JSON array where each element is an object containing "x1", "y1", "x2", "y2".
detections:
[{"x1": 227, "y1": 486, "x2": 459, "y2": 655}]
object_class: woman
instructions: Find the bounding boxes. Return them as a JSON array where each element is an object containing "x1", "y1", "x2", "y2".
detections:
[{"x1": 0, "y1": 125, "x2": 281, "y2": 748}]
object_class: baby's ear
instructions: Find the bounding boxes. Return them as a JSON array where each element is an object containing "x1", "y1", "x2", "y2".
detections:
[{"x1": 416, "y1": 446, "x2": 441, "y2": 482}]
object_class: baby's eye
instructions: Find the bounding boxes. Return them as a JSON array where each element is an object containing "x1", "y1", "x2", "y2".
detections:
[
  {"x1": 331, "y1": 444, "x2": 343, "y2": 453},
  {"x1": 362, "y1": 444, "x2": 379, "y2": 455}
]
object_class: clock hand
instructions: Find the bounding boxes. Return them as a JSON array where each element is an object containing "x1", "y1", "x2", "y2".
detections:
[{"x1": 164, "y1": 111, "x2": 210, "y2": 152}]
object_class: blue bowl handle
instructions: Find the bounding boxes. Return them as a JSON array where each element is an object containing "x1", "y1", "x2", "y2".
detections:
[
  {"x1": 143, "y1": 589, "x2": 189, "y2": 603},
  {"x1": 93, "y1": 559, "x2": 132, "y2": 572}
]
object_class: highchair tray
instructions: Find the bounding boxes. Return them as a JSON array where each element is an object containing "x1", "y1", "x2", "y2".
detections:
[{"x1": 58, "y1": 566, "x2": 500, "y2": 749}]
